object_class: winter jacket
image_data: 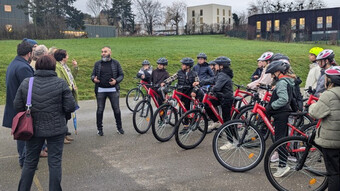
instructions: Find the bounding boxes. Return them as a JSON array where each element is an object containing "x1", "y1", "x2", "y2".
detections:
[
  {"x1": 164, "y1": 69, "x2": 198, "y2": 95},
  {"x1": 13, "y1": 70, "x2": 76, "y2": 137},
  {"x1": 151, "y1": 68, "x2": 169, "y2": 88},
  {"x1": 137, "y1": 66, "x2": 152, "y2": 84},
  {"x1": 192, "y1": 62, "x2": 214, "y2": 81},
  {"x1": 56, "y1": 62, "x2": 79, "y2": 104},
  {"x1": 251, "y1": 67, "x2": 263, "y2": 82},
  {"x1": 267, "y1": 76, "x2": 295, "y2": 115},
  {"x1": 309, "y1": 86, "x2": 340, "y2": 149},
  {"x1": 91, "y1": 59, "x2": 124, "y2": 94},
  {"x1": 315, "y1": 69, "x2": 326, "y2": 97},
  {"x1": 3, "y1": 56, "x2": 34, "y2": 128},
  {"x1": 212, "y1": 67, "x2": 234, "y2": 103},
  {"x1": 305, "y1": 63, "x2": 321, "y2": 90},
  {"x1": 247, "y1": 66, "x2": 272, "y2": 99}
]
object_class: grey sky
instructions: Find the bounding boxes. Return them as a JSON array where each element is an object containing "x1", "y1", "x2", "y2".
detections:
[{"x1": 74, "y1": 0, "x2": 340, "y2": 16}]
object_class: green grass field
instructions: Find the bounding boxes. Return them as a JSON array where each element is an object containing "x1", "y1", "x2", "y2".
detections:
[{"x1": 1, "y1": 35, "x2": 340, "y2": 104}]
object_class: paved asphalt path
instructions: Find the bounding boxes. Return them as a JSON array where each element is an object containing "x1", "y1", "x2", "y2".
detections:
[{"x1": 0, "y1": 99, "x2": 276, "y2": 191}]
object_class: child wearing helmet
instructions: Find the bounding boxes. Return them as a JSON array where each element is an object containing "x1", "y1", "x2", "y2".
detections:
[
  {"x1": 309, "y1": 66, "x2": 340, "y2": 191},
  {"x1": 305, "y1": 47, "x2": 323, "y2": 93},
  {"x1": 250, "y1": 59, "x2": 264, "y2": 81},
  {"x1": 208, "y1": 61, "x2": 218, "y2": 75},
  {"x1": 315, "y1": 49, "x2": 337, "y2": 97},
  {"x1": 193, "y1": 53, "x2": 214, "y2": 81},
  {"x1": 151, "y1": 57, "x2": 170, "y2": 105},
  {"x1": 265, "y1": 59, "x2": 296, "y2": 178},
  {"x1": 136, "y1": 60, "x2": 152, "y2": 83}
]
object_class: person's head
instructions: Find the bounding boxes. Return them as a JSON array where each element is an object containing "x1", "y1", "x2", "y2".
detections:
[
  {"x1": 54, "y1": 49, "x2": 68, "y2": 63},
  {"x1": 22, "y1": 38, "x2": 38, "y2": 49},
  {"x1": 35, "y1": 55, "x2": 56, "y2": 71},
  {"x1": 257, "y1": 60, "x2": 264, "y2": 68},
  {"x1": 316, "y1": 49, "x2": 336, "y2": 69},
  {"x1": 257, "y1": 52, "x2": 274, "y2": 67},
  {"x1": 271, "y1": 53, "x2": 289, "y2": 62},
  {"x1": 197, "y1": 53, "x2": 207, "y2": 64},
  {"x1": 180, "y1": 57, "x2": 194, "y2": 71},
  {"x1": 17, "y1": 41, "x2": 33, "y2": 61},
  {"x1": 214, "y1": 56, "x2": 231, "y2": 70},
  {"x1": 156, "y1": 57, "x2": 168, "y2": 69},
  {"x1": 101, "y1": 46, "x2": 112, "y2": 62},
  {"x1": 325, "y1": 66, "x2": 340, "y2": 89},
  {"x1": 265, "y1": 60, "x2": 290, "y2": 81},
  {"x1": 208, "y1": 61, "x2": 216, "y2": 70},
  {"x1": 32, "y1": 45, "x2": 48, "y2": 61},
  {"x1": 309, "y1": 47, "x2": 323, "y2": 63},
  {"x1": 48, "y1": 47, "x2": 57, "y2": 55},
  {"x1": 141, "y1": 60, "x2": 150, "y2": 70}
]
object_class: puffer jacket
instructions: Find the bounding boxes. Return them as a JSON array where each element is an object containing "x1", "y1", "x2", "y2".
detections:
[
  {"x1": 212, "y1": 67, "x2": 234, "y2": 103},
  {"x1": 14, "y1": 70, "x2": 76, "y2": 137},
  {"x1": 151, "y1": 68, "x2": 169, "y2": 88},
  {"x1": 309, "y1": 86, "x2": 340, "y2": 149},
  {"x1": 247, "y1": 66, "x2": 272, "y2": 99},
  {"x1": 137, "y1": 66, "x2": 152, "y2": 84},
  {"x1": 193, "y1": 62, "x2": 214, "y2": 81},
  {"x1": 315, "y1": 69, "x2": 326, "y2": 97},
  {"x1": 164, "y1": 69, "x2": 198, "y2": 95},
  {"x1": 305, "y1": 63, "x2": 321, "y2": 90}
]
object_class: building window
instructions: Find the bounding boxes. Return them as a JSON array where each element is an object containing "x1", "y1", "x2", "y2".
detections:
[
  {"x1": 291, "y1": 19, "x2": 296, "y2": 30},
  {"x1": 257, "y1": 21, "x2": 261, "y2": 32},
  {"x1": 256, "y1": 34, "x2": 261, "y2": 38},
  {"x1": 5, "y1": 24, "x2": 13, "y2": 32},
  {"x1": 274, "y1": 20, "x2": 280, "y2": 31},
  {"x1": 299, "y1": 18, "x2": 305, "y2": 30},
  {"x1": 200, "y1": 9, "x2": 203, "y2": 16},
  {"x1": 192, "y1": 18, "x2": 195, "y2": 25},
  {"x1": 317, "y1": 17, "x2": 323, "y2": 29},
  {"x1": 266, "y1": 20, "x2": 271, "y2": 32},
  {"x1": 217, "y1": 8, "x2": 219, "y2": 15},
  {"x1": 223, "y1": 18, "x2": 225, "y2": 24},
  {"x1": 223, "y1": 9, "x2": 225, "y2": 16},
  {"x1": 192, "y1": 10, "x2": 195, "y2": 17},
  {"x1": 229, "y1": 10, "x2": 231, "y2": 16},
  {"x1": 229, "y1": 18, "x2": 231, "y2": 24},
  {"x1": 200, "y1": 17, "x2": 203, "y2": 25},
  {"x1": 217, "y1": 17, "x2": 220, "y2": 23},
  {"x1": 4, "y1": 5, "x2": 12, "y2": 12},
  {"x1": 326, "y1": 16, "x2": 332, "y2": 28}
]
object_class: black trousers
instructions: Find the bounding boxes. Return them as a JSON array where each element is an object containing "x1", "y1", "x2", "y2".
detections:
[
  {"x1": 272, "y1": 112, "x2": 290, "y2": 167},
  {"x1": 206, "y1": 99, "x2": 232, "y2": 123},
  {"x1": 322, "y1": 148, "x2": 340, "y2": 191},
  {"x1": 96, "y1": 91, "x2": 122, "y2": 130}
]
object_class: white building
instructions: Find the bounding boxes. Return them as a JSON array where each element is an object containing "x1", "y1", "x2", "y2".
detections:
[{"x1": 187, "y1": 4, "x2": 233, "y2": 33}]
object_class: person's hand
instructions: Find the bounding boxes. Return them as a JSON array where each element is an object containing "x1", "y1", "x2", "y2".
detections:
[
  {"x1": 109, "y1": 78, "x2": 116, "y2": 85},
  {"x1": 255, "y1": 83, "x2": 260, "y2": 87},
  {"x1": 254, "y1": 75, "x2": 259, "y2": 79},
  {"x1": 93, "y1": 76, "x2": 100, "y2": 83},
  {"x1": 191, "y1": 92, "x2": 196, "y2": 97},
  {"x1": 72, "y1": 59, "x2": 78, "y2": 67},
  {"x1": 160, "y1": 83, "x2": 165, "y2": 87},
  {"x1": 193, "y1": 82, "x2": 199, "y2": 86},
  {"x1": 141, "y1": 75, "x2": 145, "y2": 79},
  {"x1": 72, "y1": 85, "x2": 78, "y2": 91}
]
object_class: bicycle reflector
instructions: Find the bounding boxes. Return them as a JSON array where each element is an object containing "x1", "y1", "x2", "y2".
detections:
[
  {"x1": 248, "y1": 153, "x2": 255, "y2": 159},
  {"x1": 309, "y1": 178, "x2": 317, "y2": 185}
]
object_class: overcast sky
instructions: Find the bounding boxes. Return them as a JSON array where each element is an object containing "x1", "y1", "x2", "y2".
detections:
[{"x1": 74, "y1": 0, "x2": 340, "y2": 15}]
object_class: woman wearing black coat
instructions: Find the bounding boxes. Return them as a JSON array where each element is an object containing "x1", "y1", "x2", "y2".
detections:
[{"x1": 14, "y1": 55, "x2": 76, "y2": 191}]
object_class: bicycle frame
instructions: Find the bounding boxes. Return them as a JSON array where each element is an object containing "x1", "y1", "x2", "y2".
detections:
[
  {"x1": 202, "y1": 93, "x2": 224, "y2": 124},
  {"x1": 171, "y1": 89, "x2": 198, "y2": 113},
  {"x1": 234, "y1": 85, "x2": 254, "y2": 105}
]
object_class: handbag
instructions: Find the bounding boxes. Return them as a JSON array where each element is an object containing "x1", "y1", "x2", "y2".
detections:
[{"x1": 11, "y1": 77, "x2": 34, "y2": 141}]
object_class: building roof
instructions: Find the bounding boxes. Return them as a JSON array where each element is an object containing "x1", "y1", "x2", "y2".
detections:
[
  {"x1": 248, "y1": 7, "x2": 340, "y2": 18},
  {"x1": 187, "y1": 3, "x2": 231, "y2": 8}
]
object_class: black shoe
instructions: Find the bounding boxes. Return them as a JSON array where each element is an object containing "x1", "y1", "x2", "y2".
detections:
[
  {"x1": 117, "y1": 128, "x2": 124, "y2": 135},
  {"x1": 97, "y1": 130, "x2": 104, "y2": 136}
]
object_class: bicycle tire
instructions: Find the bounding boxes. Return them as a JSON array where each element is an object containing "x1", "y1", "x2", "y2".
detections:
[
  {"x1": 175, "y1": 109, "x2": 208, "y2": 150},
  {"x1": 132, "y1": 100, "x2": 153, "y2": 134},
  {"x1": 212, "y1": 119, "x2": 265, "y2": 172},
  {"x1": 236, "y1": 94, "x2": 253, "y2": 109},
  {"x1": 126, "y1": 88, "x2": 144, "y2": 112},
  {"x1": 264, "y1": 136, "x2": 327, "y2": 191},
  {"x1": 151, "y1": 104, "x2": 178, "y2": 142}
]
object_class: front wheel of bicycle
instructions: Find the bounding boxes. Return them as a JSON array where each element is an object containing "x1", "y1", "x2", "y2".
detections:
[
  {"x1": 175, "y1": 109, "x2": 208, "y2": 150},
  {"x1": 264, "y1": 136, "x2": 327, "y2": 191},
  {"x1": 212, "y1": 119, "x2": 265, "y2": 172},
  {"x1": 126, "y1": 88, "x2": 144, "y2": 112},
  {"x1": 132, "y1": 100, "x2": 153, "y2": 134},
  {"x1": 152, "y1": 104, "x2": 178, "y2": 142}
]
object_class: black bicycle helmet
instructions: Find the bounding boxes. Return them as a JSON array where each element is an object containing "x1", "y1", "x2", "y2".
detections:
[
  {"x1": 156, "y1": 57, "x2": 168, "y2": 65},
  {"x1": 208, "y1": 61, "x2": 216, "y2": 66},
  {"x1": 180, "y1": 57, "x2": 194, "y2": 67},
  {"x1": 325, "y1": 66, "x2": 340, "y2": 86},
  {"x1": 197, "y1": 53, "x2": 207, "y2": 59},
  {"x1": 272, "y1": 53, "x2": 290, "y2": 61},
  {"x1": 214, "y1": 56, "x2": 231, "y2": 67},
  {"x1": 265, "y1": 60, "x2": 290, "y2": 74},
  {"x1": 142, "y1": 60, "x2": 150, "y2": 65}
]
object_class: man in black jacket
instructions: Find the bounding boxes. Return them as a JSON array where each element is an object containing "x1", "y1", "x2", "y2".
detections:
[{"x1": 91, "y1": 46, "x2": 124, "y2": 136}]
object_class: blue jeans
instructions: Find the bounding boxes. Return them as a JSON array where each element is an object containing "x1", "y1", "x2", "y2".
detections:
[
  {"x1": 96, "y1": 91, "x2": 122, "y2": 130},
  {"x1": 17, "y1": 140, "x2": 26, "y2": 167},
  {"x1": 18, "y1": 134, "x2": 64, "y2": 191}
]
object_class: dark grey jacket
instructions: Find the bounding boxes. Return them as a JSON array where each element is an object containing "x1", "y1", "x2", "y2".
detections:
[{"x1": 14, "y1": 70, "x2": 76, "y2": 137}]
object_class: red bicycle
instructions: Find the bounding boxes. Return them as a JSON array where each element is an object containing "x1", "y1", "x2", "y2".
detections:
[{"x1": 126, "y1": 79, "x2": 149, "y2": 112}]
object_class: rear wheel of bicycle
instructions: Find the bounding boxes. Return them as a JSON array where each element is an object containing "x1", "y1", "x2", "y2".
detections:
[
  {"x1": 212, "y1": 119, "x2": 265, "y2": 172},
  {"x1": 175, "y1": 109, "x2": 208, "y2": 150},
  {"x1": 236, "y1": 94, "x2": 253, "y2": 109},
  {"x1": 300, "y1": 122, "x2": 318, "y2": 136},
  {"x1": 126, "y1": 88, "x2": 144, "y2": 112},
  {"x1": 264, "y1": 136, "x2": 327, "y2": 191},
  {"x1": 152, "y1": 104, "x2": 178, "y2": 142},
  {"x1": 132, "y1": 100, "x2": 153, "y2": 134}
]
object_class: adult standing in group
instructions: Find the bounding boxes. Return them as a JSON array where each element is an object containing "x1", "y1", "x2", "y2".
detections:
[
  {"x1": 3, "y1": 41, "x2": 34, "y2": 168},
  {"x1": 91, "y1": 46, "x2": 124, "y2": 136},
  {"x1": 54, "y1": 49, "x2": 79, "y2": 144},
  {"x1": 193, "y1": 53, "x2": 214, "y2": 81},
  {"x1": 15, "y1": 55, "x2": 76, "y2": 191}
]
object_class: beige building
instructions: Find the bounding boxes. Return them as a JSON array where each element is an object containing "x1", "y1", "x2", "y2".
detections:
[{"x1": 187, "y1": 4, "x2": 233, "y2": 33}]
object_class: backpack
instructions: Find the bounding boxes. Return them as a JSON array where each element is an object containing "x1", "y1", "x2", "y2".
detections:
[{"x1": 282, "y1": 77, "x2": 303, "y2": 112}]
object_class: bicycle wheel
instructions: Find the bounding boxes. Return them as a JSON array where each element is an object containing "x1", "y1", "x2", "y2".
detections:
[
  {"x1": 132, "y1": 100, "x2": 153, "y2": 134},
  {"x1": 212, "y1": 119, "x2": 265, "y2": 172},
  {"x1": 152, "y1": 104, "x2": 178, "y2": 142},
  {"x1": 237, "y1": 94, "x2": 253, "y2": 109},
  {"x1": 300, "y1": 122, "x2": 318, "y2": 136},
  {"x1": 175, "y1": 109, "x2": 208, "y2": 150},
  {"x1": 126, "y1": 88, "x2": 144, "y2": 112},
  {"x1": 264, "y1": 136, "x2": 327, "y2": 191}
]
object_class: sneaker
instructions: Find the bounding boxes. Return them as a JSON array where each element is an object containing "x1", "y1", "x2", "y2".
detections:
[
  {"x1": 65, "y1": 135, "x2": 74, "y2": 141},
  {"x1": 208, "y1": 122, "x2": 221, "y2": 131},
  {"x1": 39, "y1": 150, "x2": 48, "y2": 158},
  {"x1": 97, "y1": 130, "x2": 104, "y2": 136},
  {"x1": 64, "y1": 138, "x2": 71, "y2": 144},
  {"x1": 219, "y1": 142, "x2": 235, "y2": 150},
  {"x1": 270, "y1": 151, "x2": 279, "y2": 163},
  {"x1": 273, "y1": 166, "x2": 290, "y2": 178},
  {"x1": 117, "y1": 128, "x2": 125, "y2": 135},
  {"x1": 288, "y1": 156, "x2": 297, "y2": 162}
]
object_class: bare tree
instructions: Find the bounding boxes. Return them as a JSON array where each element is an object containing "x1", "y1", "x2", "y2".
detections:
[
  {"x1": 86, "y1": 0, "x2": 103, "y2": 24},
  {"x1": 165, "y1": 1, "x2": 186, "y2": 35},
  {"x1": 135, "y1": 0, "x2": 163, "y2": 35}
]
